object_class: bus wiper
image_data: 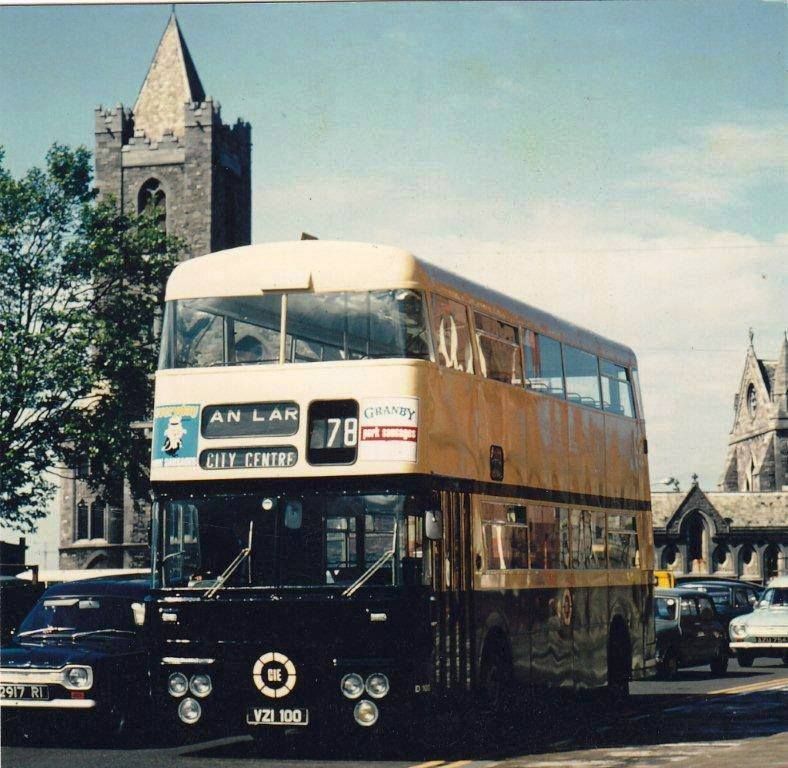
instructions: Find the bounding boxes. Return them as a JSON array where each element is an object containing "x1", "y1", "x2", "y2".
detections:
[
  {"x1": 71, "y1": 629, "x2": 136, "y2": 639},
  {"x1": 342, "y1": 520, "x2": 398, "y2": 598},
  {"x1": 205, "y1": 521, "x2": 254, "y2": 599}
]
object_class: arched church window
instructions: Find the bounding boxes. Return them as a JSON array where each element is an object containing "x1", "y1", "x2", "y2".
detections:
[
  {"x1": 76, "y1": 500, "x2": 88, "y2": 541},
  {"x1": 682, "y1": 511, "x2": 708, "y2": 572},
  {"x1": 90, "y1": 499, "x2": 106, "y2": 540},
  {"x1": 138, "y1": 178, "x2": 167, "y2": 230}
]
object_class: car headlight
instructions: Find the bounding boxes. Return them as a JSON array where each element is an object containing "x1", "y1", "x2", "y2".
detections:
[
  {"x1": 340, "y1": 673, "x2": 364, "y2": 699},
  {"x1": 730, "y1": 623, "x2": 747, "y2": 639},
  {"x1": 63, "y1": 666, "x2": 92, "y2": 690},
  {"x1": 365, "y1": 672, "x2": 390, "y2": 699},
  {"x1": 168, "y1": 672, "x2": 189, "y2": 697},
  {"x1": 189, "y1": 673, "x2": 212, "y2": 698}
]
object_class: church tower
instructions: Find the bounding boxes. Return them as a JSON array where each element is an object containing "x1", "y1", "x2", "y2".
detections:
[
  {"x1": 59, "y1": 14, "x2": 251, "y2": 569},
  {"x1": 94, "y1": 12, "x2": 251, "y2": 257},
  {"x1": 719, "y1": 332, "x2": 788, "y2": 492}
]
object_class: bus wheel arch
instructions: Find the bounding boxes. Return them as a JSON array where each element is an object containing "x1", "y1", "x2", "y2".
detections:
[{"x1": 607, "y1": 615, "x2": 631, "y2": 698}]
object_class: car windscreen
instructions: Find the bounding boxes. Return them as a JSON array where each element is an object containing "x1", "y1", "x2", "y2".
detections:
[
  {"x1": 655, "y1": 596, "x2": 678, "y2": 620},
  {"x1": 17, "y1": 595, "x2": 138, "y2": 636}
]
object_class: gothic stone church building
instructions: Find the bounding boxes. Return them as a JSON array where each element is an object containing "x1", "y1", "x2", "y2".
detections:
[
  {"x1": 652, "y1": 334, "x2": 788, "y2": 583},
  {"x1": 59, "y1": 15, "x2": 251, "y2": 569}
]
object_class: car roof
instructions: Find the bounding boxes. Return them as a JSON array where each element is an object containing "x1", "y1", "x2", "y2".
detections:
[
  {"x1": 42, "y1": 578, "x2": 150, "y2": 599},
  {"x1": 655, "y1": 588, "x2": 711, "y2": 599},
  {"x1": 675, "y1": 578, "x2": 763, "y2": 591},
  {"x1": 766, "y1": 575, "x2": 788, "y2": 588}
]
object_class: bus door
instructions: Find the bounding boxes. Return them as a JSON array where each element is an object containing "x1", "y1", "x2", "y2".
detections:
[
  {"x1": 529, "y1": 506, "x2": 573, "y2": 689},
  {"x1": 431, "y1": 491, "x2": 474, "y2": 695}
]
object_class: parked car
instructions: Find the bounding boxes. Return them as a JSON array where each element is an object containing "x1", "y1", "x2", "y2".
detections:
[
  {"x1": 654, "y1": 588, "x2": 728, "y2": 679},
  {"x1": 0, "y1": 576, "x2": 45, "y2": 644},
  {"x1": 674, "y1": 577, "x2": 763, "y2": 650},
  {"x1": 729, "y1": 575, "x2": 788, "y2": 667},
  {"x1": 0, "y1": 578, "x2": 150, "y2": 743}
]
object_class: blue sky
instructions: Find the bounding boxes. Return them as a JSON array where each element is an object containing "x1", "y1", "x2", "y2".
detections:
[{"x1": 1, "y1": 2, "x2": 786, "y2": 565}]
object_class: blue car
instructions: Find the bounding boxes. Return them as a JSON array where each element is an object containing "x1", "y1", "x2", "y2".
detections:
[{"x1": 0, "y1": 577, "x2": 150, "y2": 743}]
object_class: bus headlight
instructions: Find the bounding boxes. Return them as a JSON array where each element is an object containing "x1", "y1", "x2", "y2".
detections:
[
  {"x1": 340, "y1": 673, "x2": 364, "y2": 699},
  {"x1": 353, "y1": 699, "x2": 379, "y2": 727},
  {"x1": 63, "y1": 666, "x2": 92, "y2": 690},
  {"x1": 178, "y1": 697, "x2": 202, "y2": 724},
  {"x1": 365, "y1": 673, "x2": 390, "y2": 699},
  {"x1": 168, "y1": 672, "x2": 189, "y2": 697},
  {"x1": 189, "y1": 673, "x2": 212, "y2": 698}
]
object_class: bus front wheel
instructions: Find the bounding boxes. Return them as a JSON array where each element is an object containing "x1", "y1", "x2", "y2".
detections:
[
  {"x1": 606, "y1": 621, "x2": 631, "y2": 700},
  {"x1": 479, "y1": 636, "x2": 512, "y2": 715}
]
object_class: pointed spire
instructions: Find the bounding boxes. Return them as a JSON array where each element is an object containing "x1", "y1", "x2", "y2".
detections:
[
  {"x1": 133, "y1": 13, "x2": 206, "y2": 141},
  {"x1": 774, "y1": 331, "x2": 788, "y2": 415}
]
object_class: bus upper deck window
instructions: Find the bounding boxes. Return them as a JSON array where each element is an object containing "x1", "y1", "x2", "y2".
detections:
[
  {"x1": 431, "y1": 294, "x2": 474, "y2": 373},
  {"x1": 526, "y1": 335, "x2": 565, "y2": 399},
  {"x1": 600, "y1": 359, "x2": 635, "y2": 418}
]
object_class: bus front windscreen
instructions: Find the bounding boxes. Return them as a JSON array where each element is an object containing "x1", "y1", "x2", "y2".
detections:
[
  {"x1": 158, "y1": 289, "x2": 431, "y2": 369},
  {"x1": 155, "y1": 492, "x2": 428, "y2": 591}
]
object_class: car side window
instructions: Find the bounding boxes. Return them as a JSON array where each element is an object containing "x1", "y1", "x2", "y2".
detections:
[
  {"x1": 734, "y1": 588, "x2": 749, "y2": 608},
  {"x1": 680, "y1": 598, "x2": 697, "y2": 616},
  {"x1": 747, "y1": 590, "x2": 759, "y2": 606},
  {"x1": 698, "y1": 597, "x2": 714, "y2": 619}
]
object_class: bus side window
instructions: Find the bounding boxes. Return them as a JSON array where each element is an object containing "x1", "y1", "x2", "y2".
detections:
[
  {"x1": 481, "y1": 502, "x2": 528, "y2": 570},
  {"x1": 563, "y1": 345, "x2": 602, "y2": 409},
  {"x1": 526, "y1": 335, "x2": 565, "y2": 399},
  {"x1": 529, "y1": 505, "x2": 561, "y2": 569},
  {"x1": 430, "y1": 294, "x2": 474, "y2": 373},
  {"x1": 473, "y1": 313, "x2": 523, "y2": 385},
  {"x1": 607, "y1": 512, "x2": 638, "y2": 568},
  {"x1": 600, "y1": 359, "x2": 635, "y2": 417}
]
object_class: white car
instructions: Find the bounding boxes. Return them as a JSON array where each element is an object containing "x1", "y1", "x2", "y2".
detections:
[{"x1": 729, "y1": 575, "x2": 788, "y2": 667}]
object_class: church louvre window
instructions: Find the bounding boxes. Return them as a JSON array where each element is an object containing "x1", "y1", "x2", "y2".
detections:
[
  {"x1": 138, "y1": 178, "x2": 167, "y2": 230},
  {"x1": 746, "y1": 383, "x2": 757, "y2": 419}
]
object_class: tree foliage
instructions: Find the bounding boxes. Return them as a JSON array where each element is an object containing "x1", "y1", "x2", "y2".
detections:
[{"x1": 0, "y1": 145, "x2": 182, "y2": 531}]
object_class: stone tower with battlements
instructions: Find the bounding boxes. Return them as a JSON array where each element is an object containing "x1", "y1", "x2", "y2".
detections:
[
  {"x1": 94, "y1": 13, "x2": 251, "y2": 258},
  {"x1": 59, "y1": 14, "x2": 251, "y2": 569}
]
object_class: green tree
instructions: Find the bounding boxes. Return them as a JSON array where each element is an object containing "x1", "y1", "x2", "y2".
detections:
[{"x1": 0, "y1": 145, "x2": 182, "y2": 531}]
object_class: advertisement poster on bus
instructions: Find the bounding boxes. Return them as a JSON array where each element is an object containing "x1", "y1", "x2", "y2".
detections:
[{"x1": 359, "y1": 397, "x2": 419, "y2": 463}]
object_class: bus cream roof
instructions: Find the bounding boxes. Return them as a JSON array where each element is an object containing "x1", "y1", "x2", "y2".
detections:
[{"x1": 166, "y1": 241, "x2": 636, "y2": 367}]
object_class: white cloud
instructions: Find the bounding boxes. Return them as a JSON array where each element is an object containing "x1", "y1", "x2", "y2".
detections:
[
  {"x1": 255, "y1": 169, "x2": 787, "y2": 490},
  {"x1": 632, "y1": 120, "x2": 788, "y2": 206}
]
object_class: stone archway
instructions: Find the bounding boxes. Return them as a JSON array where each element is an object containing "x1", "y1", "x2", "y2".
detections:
[
  {"x1": 763, "y1": 544, "x2": 780, "y2": 582},
  {"x1": 738, "y1": 545, "x2": 760, "y2": 580},
  {"x1": 712, "y1": 544, "x2": 733, "y2": 575}
]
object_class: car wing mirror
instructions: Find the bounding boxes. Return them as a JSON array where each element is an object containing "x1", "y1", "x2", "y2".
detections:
[{"x1": 424, "y1": 510, "x2": 443, "y2": 541}]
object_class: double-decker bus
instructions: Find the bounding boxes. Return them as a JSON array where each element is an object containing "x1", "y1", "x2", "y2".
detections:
[{"x1": 147, "y1": 241, "x2": 655, "y2": 737}]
